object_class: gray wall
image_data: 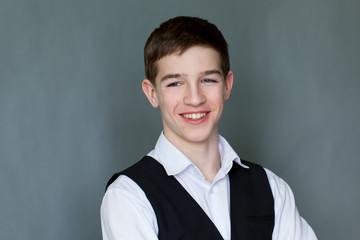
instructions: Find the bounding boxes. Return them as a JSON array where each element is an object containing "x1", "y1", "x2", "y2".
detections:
[{"x1": 1, "y1": 0, "x2": 359, "y2": 239}]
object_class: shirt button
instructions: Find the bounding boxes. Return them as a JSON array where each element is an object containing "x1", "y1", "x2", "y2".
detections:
[{"x1": 210, "y1": 189, "x2": 214, "y2": 194}]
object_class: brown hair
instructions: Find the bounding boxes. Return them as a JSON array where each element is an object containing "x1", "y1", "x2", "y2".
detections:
[{"x1": 144, "y1": 16, "x2": 230, "y2": 84}]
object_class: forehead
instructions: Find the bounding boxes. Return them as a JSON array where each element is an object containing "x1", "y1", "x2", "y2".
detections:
[{"x1": 155, "y1": 46, "x2": 221, "y2": 81}]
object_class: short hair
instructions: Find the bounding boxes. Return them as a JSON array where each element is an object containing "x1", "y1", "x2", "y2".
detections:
[{"x1": 144, "y1": 16, "x2": 230, "y2": 84}]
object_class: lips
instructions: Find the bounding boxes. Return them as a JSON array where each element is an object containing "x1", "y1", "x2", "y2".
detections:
[
  {"x1": 179, "y1": 111, "x2": 210, "y2": 123},
  {"x1": 181, "y1": 112, "x2": 207, "y2": 120}
]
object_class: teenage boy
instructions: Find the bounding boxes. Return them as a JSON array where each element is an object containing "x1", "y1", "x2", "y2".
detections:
[{"x1": 101, "y1": 16, "x2": 317, "y2": 240}]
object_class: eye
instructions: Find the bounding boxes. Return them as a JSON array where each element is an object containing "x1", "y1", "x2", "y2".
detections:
[
  {"x1": 202, "y1": 79, "x2": 218, "y2": 83},
  {"x1": 167, "y1": 82, "x2": 181, "y2": 87}
]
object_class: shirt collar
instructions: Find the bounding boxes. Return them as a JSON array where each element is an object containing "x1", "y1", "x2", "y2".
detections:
[
  {"x1": 152, "y1": 132, "x2": 249, "y2": 176},
  {"x1": 218, "y1": 135, "x2": 249, "y2": 173}
]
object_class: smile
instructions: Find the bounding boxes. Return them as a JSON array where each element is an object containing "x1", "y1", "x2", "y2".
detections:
[{"x1": 181, "y1": 112, "x2": 207, "y2": 120}]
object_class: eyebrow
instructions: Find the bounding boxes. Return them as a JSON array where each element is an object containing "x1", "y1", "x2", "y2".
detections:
[
  {"x1": 159, "y1": 69, "x2": 222, "y2": 82},
  {"x1": 160, "y1": 73, "x2": 184, "y2": 82},
  {"x1": 199, "y1": 69, "x2": 222, "y2": 77}
]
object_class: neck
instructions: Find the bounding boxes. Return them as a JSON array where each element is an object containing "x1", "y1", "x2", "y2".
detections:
[{"x1": 166, "y1": 132, "x2": 221, "y2": 183}]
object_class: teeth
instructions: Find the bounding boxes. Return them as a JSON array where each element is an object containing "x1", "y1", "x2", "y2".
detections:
[{"x1": 182, "y1": 113, "x2": 206, "y2": 120}]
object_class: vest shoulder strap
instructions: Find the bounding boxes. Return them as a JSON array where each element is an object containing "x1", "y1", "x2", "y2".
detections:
[{"x1": 229, "y1": 160, "x2": 274, "y2": 239}]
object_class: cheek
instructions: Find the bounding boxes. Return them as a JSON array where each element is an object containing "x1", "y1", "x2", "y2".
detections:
[
  {"x1": 160, "y1": 93, "x2": 178, "y2": 112},
  {"x1": 210, "y1": 89, "x2": 225, "y2": 103},
  {"x1": 212, "y1": 94, "x2": 226, "y2": 113}
]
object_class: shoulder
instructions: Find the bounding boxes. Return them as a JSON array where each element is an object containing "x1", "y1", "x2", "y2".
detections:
[
  {"x1": 105, "y1": 174, "x2": 148, "y2": 200},
  {"x1": 105, "y1": 156, "x2": 162, "y2": 190},
  {"x1": 233, "y1": 160, "x2": 270, "y2": 182},
  {"x1": 263, "y1": 168, "x2": 293, "y2": 199},
  {"x1": 103, "y1": 156, "x2": 159, "y2": 210},
  {"x1": 101, "y1": 174, "x2": 159, "y2": 239},
  {"x1": 102, "y1": 174, "x2": 155, "y2": 220},
  {"x1": 263, "y1": 167, "x2": 299, "y2": 212}
]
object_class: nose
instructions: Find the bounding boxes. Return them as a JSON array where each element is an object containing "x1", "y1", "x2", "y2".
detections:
[{"x1": 183, "y1": 83, "x2": 205, "y2": 106}]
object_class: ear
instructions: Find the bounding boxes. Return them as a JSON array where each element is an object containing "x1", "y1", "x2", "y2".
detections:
[
  {"x1": 142, "y1": 79, "x2": 159, "y2": 108},
  {"x1": 224, "y1": 71, "x2": 234, "y2": 100}
]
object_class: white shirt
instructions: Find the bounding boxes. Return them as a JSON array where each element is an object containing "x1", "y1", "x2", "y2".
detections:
[{"x1": 101, "y1": 133, "x2": 317, "y2": 240}]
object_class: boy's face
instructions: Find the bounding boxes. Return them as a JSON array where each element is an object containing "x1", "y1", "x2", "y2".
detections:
[{"x1": 142, "y1": 46, "x2": 233, "y2": 147}]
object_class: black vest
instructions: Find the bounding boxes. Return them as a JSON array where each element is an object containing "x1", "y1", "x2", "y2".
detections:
[{"x1": 106, "y1": 156, "x2": 274, "y2": 240}]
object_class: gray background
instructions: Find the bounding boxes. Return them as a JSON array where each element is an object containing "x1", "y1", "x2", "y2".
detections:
[{"x1": 1, "y1": 0, "x2": 359, "y2": 239}]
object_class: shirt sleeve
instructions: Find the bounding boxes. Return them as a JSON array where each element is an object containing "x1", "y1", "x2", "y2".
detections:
[
  {"x1": 264, "y1": 168, "x2": 318, "y2": 240},
  {"x1": 100, "y1": 175, "x2": 159, "y2": 240}
]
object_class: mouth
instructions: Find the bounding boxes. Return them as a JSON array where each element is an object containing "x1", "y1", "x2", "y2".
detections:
[{"x1": 180, "y1": 112, "x2": 208, "y2": 120}]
